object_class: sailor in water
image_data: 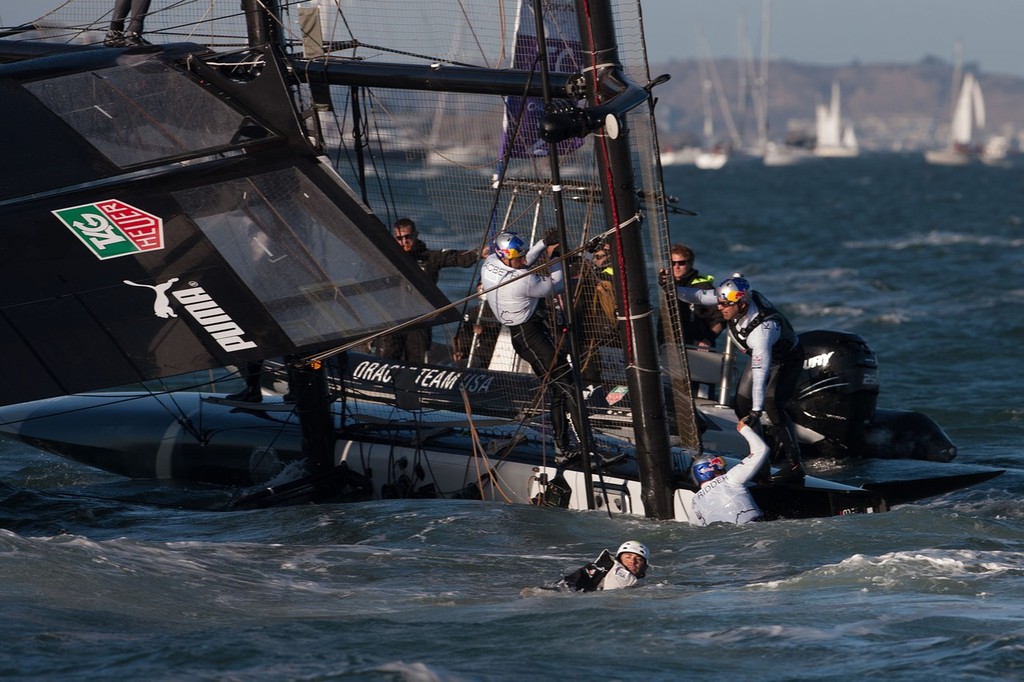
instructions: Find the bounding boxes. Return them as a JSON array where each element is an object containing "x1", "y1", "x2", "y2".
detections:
[
  {"x1": 691, "y1": 421, "x2": 772, "y2": 525},
  {"x1": 673, "y1": 276, "x2": 805, "y2": 483},
  {"x1": 556, "y1": 541, "x2": 650, "y2": 592}
]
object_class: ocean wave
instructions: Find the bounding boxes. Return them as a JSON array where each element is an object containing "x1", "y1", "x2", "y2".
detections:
[
  {"x1": 766, "y1": 548, "x2": 1024, "y2": 593},
  {"x1": 844, "y1": 230, "x2": 1024, "y2": 251}
]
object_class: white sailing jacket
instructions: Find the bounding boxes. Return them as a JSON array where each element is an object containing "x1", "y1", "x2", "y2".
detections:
[
  {"x1": 480, "y1": 239, "x2": 563, "y2": 326},
  {"x1": 691, "y1": 424, "x2": 771, "y2": 525}
]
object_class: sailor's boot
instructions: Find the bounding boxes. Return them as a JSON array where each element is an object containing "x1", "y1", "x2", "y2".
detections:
[
  {"x1": 226, "y1": 362, "x2": 263, "y2": 403},
  {"x1": 281, "y1": 360, "x2": 300, "y2": 403},
  {"x1": 770, "y1": 422, "x2": 805, "y2": 485},
  {"x1": 104, "y1": 29, "x2": 126, "y2": 46}
]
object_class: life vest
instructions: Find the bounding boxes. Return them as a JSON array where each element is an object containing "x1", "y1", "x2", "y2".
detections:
[
  {"x1": 680, "y1": 273, "x2": 715, "y2": 319},
  {"x1": 592, "y1": 279, "x2": 616, "y2": 325},
  {"x1": 728, "y1": 290, "x2": 798, "y2": 361}
]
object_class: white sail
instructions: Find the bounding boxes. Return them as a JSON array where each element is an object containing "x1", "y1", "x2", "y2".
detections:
[
  {"x1": 815, "y1": 81, "x2": 858, "y2": 157},
  {"x1": 925, "y1": 46, "x2": 986, "y2": 166},
  {"x1": 950, "y1": 73, "x2": 985, "y2": 146}
]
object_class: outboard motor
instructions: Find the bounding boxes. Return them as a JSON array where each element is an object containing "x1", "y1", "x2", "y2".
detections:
[
  {"x1": 789, "y1": 330, "x2": 879, "y2": 459},
  {"x1": 789, "y1": 330, "x2": 957, "y2": 461}
]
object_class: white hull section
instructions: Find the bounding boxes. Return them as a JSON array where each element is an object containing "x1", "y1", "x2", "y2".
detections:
[
  {"x1": 694, "y1": 151, "x2": 728, "y2": 169},
  {"x1": 924, "y1": 148, "x2": 972, "y2": 165},
  {"x1": 814, "y1": 145, "x2": 859, "y2": 159}
]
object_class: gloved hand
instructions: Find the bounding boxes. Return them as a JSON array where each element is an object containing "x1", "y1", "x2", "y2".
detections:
[
  {"x1": 743, "y1": 410, "x2": 762, "y2": 428},
  {"x1": 543, "y1": 228, "x2": 561, "y2": 247},
  {"x1": 657, "y1": 269, "x2": 671, "y2": 288}
]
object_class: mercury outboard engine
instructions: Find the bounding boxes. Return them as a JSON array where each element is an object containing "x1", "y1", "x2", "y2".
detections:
[
  {"x1": 789, "y1": 330, "x2": 879, "y2": 459},
  {"x1": 789, "y1": 330, "x2": 956, "y2": 462}
]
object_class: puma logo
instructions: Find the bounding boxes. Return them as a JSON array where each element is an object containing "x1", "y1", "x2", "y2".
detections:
[{"x1": 124, "y1": 278, "x2": 179, "y2": 318}]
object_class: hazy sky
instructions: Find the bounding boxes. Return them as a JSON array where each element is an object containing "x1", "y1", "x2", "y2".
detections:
[
  {"x1": 2, "y1": 0, "x2": 1022, "y2": 77},
  {"x1": 642, "y1": 0, "x2": 1024, "y2": 77}
]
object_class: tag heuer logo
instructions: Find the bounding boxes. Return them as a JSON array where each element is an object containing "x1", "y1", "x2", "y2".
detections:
[{"x1": 53, "y1": 199, "x2": 164, "y2": 260}]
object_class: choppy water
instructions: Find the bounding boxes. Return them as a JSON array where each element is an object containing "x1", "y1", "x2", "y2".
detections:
[{"x1": 2, "y1": 154, "x2": 1023, "y2": 680}]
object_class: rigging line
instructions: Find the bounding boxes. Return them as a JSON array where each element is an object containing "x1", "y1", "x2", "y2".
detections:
[
  {"x1": 455, "y1": 0, "x2": 492, "y2": 67},
  {"x1": 159, "y1": 0, "x2": 223, "y2": 42},
  {"x1": 503, "y1": 0, "x2": 597, "y2": 509},
  {"x1": 448, "y1": 54, "x2": 540, "y2": 325},
  {"x1": 318, "y1": 0, "x2": 356, "y2": 46},
  {"x1": 497, "y1": 0, "x2": 509, "y2": 65},
  {"x1": 355, "y1": 93, "x2": 402, "y2": 224},
  {"x1": 302, "y1": 226, "x2": 621, "y2": 366},
  {"x1": 288, "y1": 0, "x2": 490, "y2": 71},
  {"x1": 461, "y1": 387, "x2": 513, "y2": 503},
  {"x1": 579, "y1": 0, "x2": 634, "y2": 365},
  {"x1": 488, "y1": 57, "x2": 541, "y2": 238},
  {"x1": 128, "y1": 364, "x2": 300, "y2": 449}
]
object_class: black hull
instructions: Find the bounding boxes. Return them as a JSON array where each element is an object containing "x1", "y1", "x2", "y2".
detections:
[{"x1": 0, "y1": 391, "x2": 1001, "y2": 520}]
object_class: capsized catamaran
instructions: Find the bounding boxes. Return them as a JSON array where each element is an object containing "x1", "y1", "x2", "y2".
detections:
[{"x1": 0, "y1": 0, "x2": 1001, "y2": 520}]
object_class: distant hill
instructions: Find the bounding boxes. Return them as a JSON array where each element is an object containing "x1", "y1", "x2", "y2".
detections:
[{"x1": 649, "y1": 57, "x2": 1024, "y2": 152}]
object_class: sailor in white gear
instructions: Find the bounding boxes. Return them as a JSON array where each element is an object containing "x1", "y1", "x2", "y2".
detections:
[
  {"x1": 691, "y1": 421, "x2": 772, "y2": 525},
  {"x1": 556, "y1": 540, "x2": 650, "y2": 592}
]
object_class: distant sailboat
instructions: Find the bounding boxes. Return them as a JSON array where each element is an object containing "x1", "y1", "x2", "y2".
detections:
[
  {"x1": 743, "y1": 0, "x2": 809, "y2": 166},
  {"x1": 694, "y1": 146, "x2": 729, "y2": 170},
  {"x1": 926, "y1": 69, "x2": 985, "y2": 165},
  {"x1": 659, "y1": 146, "x2": 699, "y2": 166},
  {"x1": 814, "y1": 80, "x2": 858, "y2": 158},
  {"x1": 693, "y1": 28, "x2": 739, "y2": 170}
]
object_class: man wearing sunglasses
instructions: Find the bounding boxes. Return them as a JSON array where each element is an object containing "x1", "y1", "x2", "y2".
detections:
[
  {"x1": 671, "y1": 276, "x2": 806, "y2": 484},
  {"x1": 380, "y1": 218, "x2": 487, "y2": 364},
  {"x1": 657, "y1": 243, "x2": 724, "y2": 350}
]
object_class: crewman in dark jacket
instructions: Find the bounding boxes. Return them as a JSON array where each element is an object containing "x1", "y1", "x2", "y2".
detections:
[{"x1": 380, "y1": 218, "x2": 486, "y2": 363}]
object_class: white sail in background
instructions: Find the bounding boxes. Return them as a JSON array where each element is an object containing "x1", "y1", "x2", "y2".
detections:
[
  {"x1": 950, "y1": 72, "x2": 985, "y2": 147},
  {"x1": 925, "y1": 53, "x2": 987, "y2": 166},
  {"x1": 814, "y1": 81, "x2": 858, "y2": 158},
  {"x1": 692, "y1": 27, "x2": 738, "y2": 170}
]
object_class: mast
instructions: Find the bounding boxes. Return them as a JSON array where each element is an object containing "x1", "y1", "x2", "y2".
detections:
[
  {"x1": 946, "y1": 41, "x2": 963, "y2": 146},
  {"x1": 242, "y1": 0, "x2": 283, "y2": 49},
  {"x1": 530, "y1": 0, "x2": 598, "y2": 508},
  {"x1": 242, "y1": 0, "x2": 338, "y2": 482},
  {"x1": 753, "y1": 0, "x2": 771, "y2": 153},
  {"x1": 571, "y1": 0, "x2": 675, "y2": 519}
]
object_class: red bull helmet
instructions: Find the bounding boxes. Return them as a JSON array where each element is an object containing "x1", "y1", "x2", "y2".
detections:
[
  {"x1": 691, "y1": 455, "x2": 727, "y2": 484},
  {"x1": 715, "y1": 277, "x2": 750, "y2": 306},
  {"x1": 494, "y1": 232, "x2": 526, "y2": 260}
]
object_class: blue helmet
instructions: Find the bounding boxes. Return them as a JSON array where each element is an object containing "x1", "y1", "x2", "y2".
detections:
[
  {"x1": 691, "y1": 455, "x2": 726, "y2": 485},
  {"x1": 494, "y1": 232, "x2": 527, "y2": 260},
  {"x1": 715, "y1": 277, "x2": 750, "y2": 305}
]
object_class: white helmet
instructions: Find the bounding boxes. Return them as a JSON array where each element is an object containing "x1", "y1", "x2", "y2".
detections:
[{"x1": 615, "y1": 540, "x2": 649, "y2": 562}]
